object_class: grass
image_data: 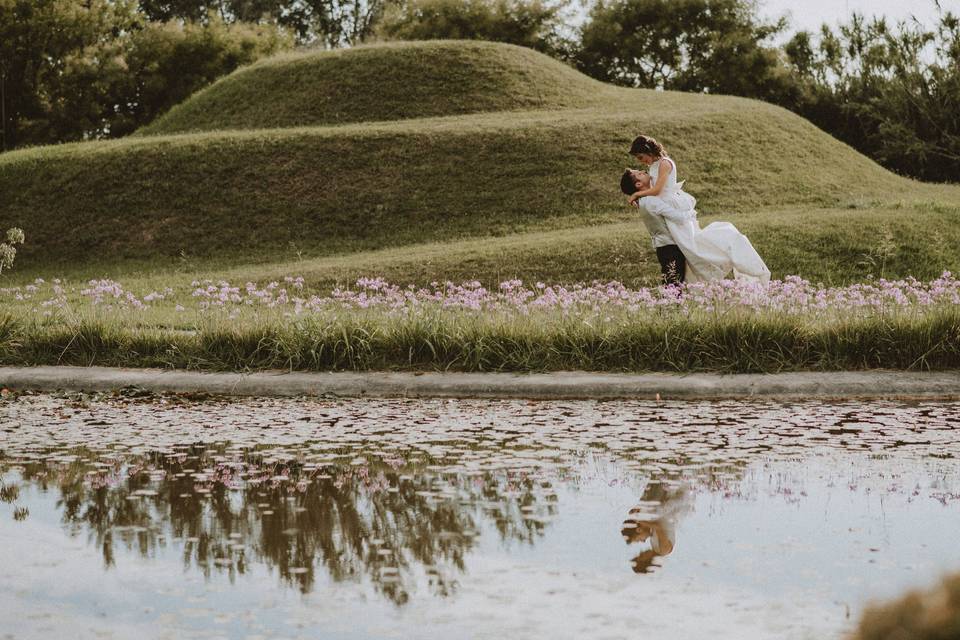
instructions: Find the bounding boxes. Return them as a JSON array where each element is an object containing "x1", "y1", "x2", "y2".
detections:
[
  {"x1": 1, "y1": 39, "x2": 959, "y2": 373},
  {"x1": 2, "y1": 306, "x2": 959, "y2": 373},
  {"x1": 2, "y1": 273, "x2": 959, "y2": 373},
  {"x1": 1, "y1": 40, "x2": 957, "y2": 283},
  {"x1": 138, "y1": 40, "x2": 618, "y2": 134},
  {"x1": 5, "y1": 202, "x2": 957, "y2": 294}
]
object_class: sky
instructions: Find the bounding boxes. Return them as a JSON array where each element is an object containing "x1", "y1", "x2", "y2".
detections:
[{"x1": 758, "y1": 0, "x2": 950, "y2": 33}]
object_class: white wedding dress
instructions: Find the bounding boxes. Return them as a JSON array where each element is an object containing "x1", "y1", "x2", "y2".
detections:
[{"x1": 639, "y1": 158, "x2": 771, "y2": 285}]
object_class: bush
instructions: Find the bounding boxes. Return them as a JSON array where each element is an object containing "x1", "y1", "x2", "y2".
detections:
[
  {"x1": 111, "y1": 16, "x2": 294, "y2": 137},
  {"x1": 855, "y1": 573, "x2": 960, "y2": 640},
  {"x1": 0, "y1": 228, "x2": 24, "y2": 275}
]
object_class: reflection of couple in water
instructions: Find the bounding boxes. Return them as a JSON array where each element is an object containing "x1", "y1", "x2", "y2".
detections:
[{"x1": 621, "y1": 482, "x2": 686, "y2": 574}]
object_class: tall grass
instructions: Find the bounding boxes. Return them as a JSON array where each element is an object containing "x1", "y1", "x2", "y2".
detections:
[{"x1": 3, "y1": 306, "x2": 958, "y2": 373}]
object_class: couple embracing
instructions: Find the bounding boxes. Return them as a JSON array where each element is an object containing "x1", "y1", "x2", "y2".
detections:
[{"x1": 620, "y1": 135, "x2": 770, "y2": 286}]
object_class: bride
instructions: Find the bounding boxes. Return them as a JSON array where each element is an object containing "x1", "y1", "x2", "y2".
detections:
[{"x1": 622, "y1": 135, "x2": 771, "y2": 285}]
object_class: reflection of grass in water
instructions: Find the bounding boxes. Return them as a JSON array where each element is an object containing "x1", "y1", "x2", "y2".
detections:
[
  {"x1": 855, "y1": 573, "x2": 960, "y2": 640},
  {"x1": 1, "y1": 480, "x2": 28, "y2": 521},
  {"x1": 1, "y1": 306, "x2": 959, "y2": 372},
  {"x1": 0, "y1": 482, "x2": 19, "y2": 503}
]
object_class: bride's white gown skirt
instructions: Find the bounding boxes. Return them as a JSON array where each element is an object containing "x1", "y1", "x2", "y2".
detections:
[{"x1": 639, "y1": 193, "x2": 771, "y2": 285}]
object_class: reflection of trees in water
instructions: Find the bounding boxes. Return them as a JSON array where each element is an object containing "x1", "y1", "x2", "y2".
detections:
[
  {"x1": 4, "y1": 442, "x2": 754, "y2": 602},
  {"x1": 7, "y1": 444, "x2": 559, "y2": 605}
]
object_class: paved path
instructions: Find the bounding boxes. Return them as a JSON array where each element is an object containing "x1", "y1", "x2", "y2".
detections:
[{"x1": 1, "y1": 366, "x2": 959, "y2": 399}]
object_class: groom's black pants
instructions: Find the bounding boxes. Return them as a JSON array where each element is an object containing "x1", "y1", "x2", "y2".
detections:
[{"x1": 655, "y1": 244, "x2": 686, "y2": 285}]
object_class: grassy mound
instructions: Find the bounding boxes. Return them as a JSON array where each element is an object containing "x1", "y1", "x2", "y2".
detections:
[
  {"x1": 1, "y1": 40, "x2": 958, "y2": 287},
  {"x1": 5, "y1": 104, "x2": 956, "y2": 277},
  {"x1": 139, "y1": 40, "x2": 614, "y2": 135}
]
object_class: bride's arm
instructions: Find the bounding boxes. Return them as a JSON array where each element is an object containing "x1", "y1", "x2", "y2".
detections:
[{"x1": 627, "y1": 159, "x2": 671, "y2": 203}]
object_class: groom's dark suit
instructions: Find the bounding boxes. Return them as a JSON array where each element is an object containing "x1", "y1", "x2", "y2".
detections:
[
  {"x1": 635, "y1": 202, "x2": 686, "y2": 285},
  {"x1": 655, "y1": 245, "x2": 686, "y2": 286}
]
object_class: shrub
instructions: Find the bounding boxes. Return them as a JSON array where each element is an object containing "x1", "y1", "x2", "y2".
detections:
[
  {"x1": 0, "y1": 227, "x2": 24, "y2": 275},
  {"x1": 855, "y1": 573, "x2": 960, "y2": 640}
]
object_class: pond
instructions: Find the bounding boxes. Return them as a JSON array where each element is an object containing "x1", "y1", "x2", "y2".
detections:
[{"x1": 1, "y1": 394, "x2": 959, "y2": 639}]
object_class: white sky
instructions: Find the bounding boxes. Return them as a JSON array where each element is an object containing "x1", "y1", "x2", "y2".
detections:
[
  {"x1": 758, "y1": 0, "x2": 951, "y2": 33},
  {"x1": 565, "y1": 1, "x2": 953, "y2": 39}
]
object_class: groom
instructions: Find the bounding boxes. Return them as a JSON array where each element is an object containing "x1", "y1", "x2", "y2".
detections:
[{"x1": 620, "y1": 169, "x2": 686, "y2": 285}]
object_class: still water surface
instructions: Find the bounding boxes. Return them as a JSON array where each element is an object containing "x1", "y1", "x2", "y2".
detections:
[{"x1": 1, "y1": 394, "x2": 959, "y2": 639}]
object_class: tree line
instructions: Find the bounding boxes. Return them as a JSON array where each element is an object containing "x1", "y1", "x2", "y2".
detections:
[{"x1": 2, "y1": 0, "x2": 957, "y2": 182}]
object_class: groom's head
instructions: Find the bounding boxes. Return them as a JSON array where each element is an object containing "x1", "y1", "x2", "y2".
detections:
[{"x1": 620, "y1": 169, "x2": 650, "y2": 195}]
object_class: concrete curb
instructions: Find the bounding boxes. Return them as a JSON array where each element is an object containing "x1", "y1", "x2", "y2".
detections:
[{"x1": 1, "y1": 366, "x2": 959, "y2": 400}]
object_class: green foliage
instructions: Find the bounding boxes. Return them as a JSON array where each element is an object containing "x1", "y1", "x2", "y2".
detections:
[
  {"x1": 299, "y1": 0, "x2": 397, "y2": 47},
  {"x1": 138, "y1": 0, "x2": 220, "y2": 21},
  {"x1": 375, "y1": 0, "x2": 571, "y2": 56},
  {"x1": 109, "y1": 16, "x2": 293, "y2": 137},
  {"x1": 571, "y1": 0, "x2": 958, "y2": 181},
  {"x1": 0, "y1": 1, "x2": 291, "y2": 149},
  {"x1": 0, "y1": 0, "x2": 141, "y2": 150},
  {"x1": 139, "y1": 0, "x2": 392, "y2": 47},
  {"x1": 782, "y1": 10, "x2": 960, "y2": 182},
  {"x1": 0, "y1": 227, "x2": 24, "y2": 275},
  {"x1": 576, "y1": 0, "x2": 793, "y2": 100}
]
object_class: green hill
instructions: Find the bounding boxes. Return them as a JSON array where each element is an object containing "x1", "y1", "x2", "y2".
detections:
[
  {"x1": 1, "y1": 40, "x2": 958, "y2": 286},
  {"x1": 139, "y1": 41, "x2": 617, "y2": 135}
]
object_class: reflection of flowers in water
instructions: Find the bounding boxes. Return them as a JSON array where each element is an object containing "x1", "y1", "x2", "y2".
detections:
[{"x1": 331, "y1": 465, "x2": 391, "y2": 493}]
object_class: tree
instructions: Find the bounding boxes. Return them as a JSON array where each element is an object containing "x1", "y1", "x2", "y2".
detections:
[
  {"x1": 782, "y1": 9, "x2": 960, "y2": 182},
  {"x1": 303, "y1": 0, "x2": 394, "y2": 47},
  {"x1": 137, "y1": 0, "x2": 391, "y2": 46},
  {"x1": 113, "y1": 16, "x2": 293, "y2": 136},
  {"x1": 0, "y1": 2, "x2": 291, "y2": 149},
  {"x1": 375, "y1": 0, "x2": 571, "y2": 56},
  {"x1": 0, "y1": 0, "x2": 141, "y2": 150},
  {"x1": 576, "y1": 0, "x2": 791, "y2": 98},
  {"x1": 138, "y1": 0, "x2": 222, "y2": 21}
]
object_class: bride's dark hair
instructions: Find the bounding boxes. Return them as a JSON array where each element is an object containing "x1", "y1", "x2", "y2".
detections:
[
  {"x1": 620, "y1": 170, "x2": 638, "y2": 195},
  {"x1": 629, "y1": 135, "x2": 666, "y2": 158}
]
